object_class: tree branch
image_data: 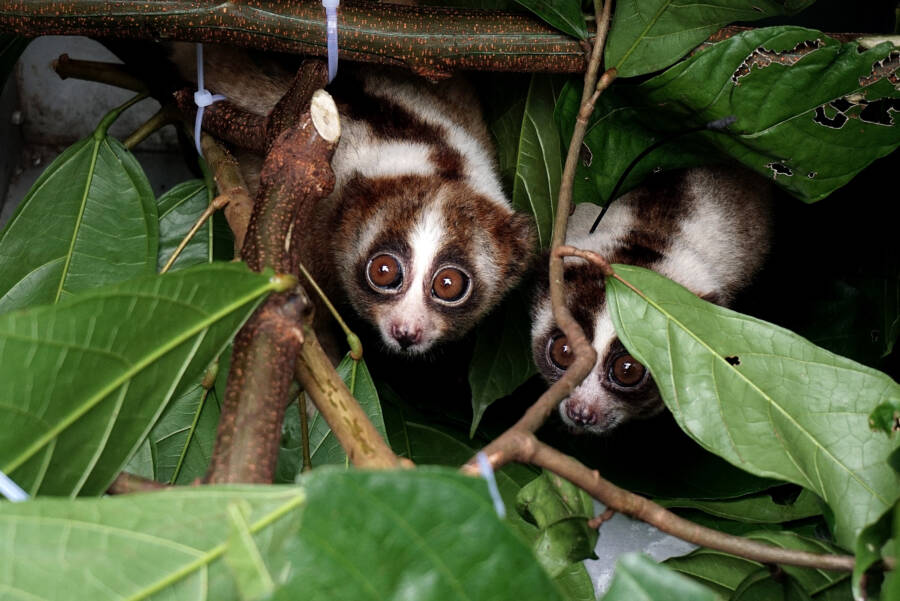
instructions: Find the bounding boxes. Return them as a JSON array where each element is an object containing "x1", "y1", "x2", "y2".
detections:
[{"x1": 0, "y1": 0, "x2": 586, "y2": 79}]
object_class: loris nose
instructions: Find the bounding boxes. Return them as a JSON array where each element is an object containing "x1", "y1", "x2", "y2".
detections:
[
  {"x1": 565, "y1": 401, "x2": 598, "y2": 427},
  {"x1": 390, "y1": 323, "x2": 422, "y2": 349}
]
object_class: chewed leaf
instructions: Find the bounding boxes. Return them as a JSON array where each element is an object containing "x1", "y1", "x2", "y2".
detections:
[{"x1": 606, "y1": 264, "x2": 900, "y2": 549}]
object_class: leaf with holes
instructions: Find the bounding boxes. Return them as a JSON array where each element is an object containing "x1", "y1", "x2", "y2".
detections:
[
  {"x1": 606, "y1": 264, "x2": 900, "y2": 549},
  {"x1": 0, "y1": 262, "x2": 285, "y2": 496},
  {"x1": 0, "y1": 99, "x2": 157, "y2": 314},
  {"x1": 559, "y1": 27, "x2": 900, "y2": 204},
  {"x1": 604, "y1": 0, "x2": 809, "y2": 77}
]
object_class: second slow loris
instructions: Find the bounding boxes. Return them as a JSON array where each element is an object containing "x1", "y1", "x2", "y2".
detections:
[{"x1": 530, "y1": 166, "x2": 772, "y2": 434}]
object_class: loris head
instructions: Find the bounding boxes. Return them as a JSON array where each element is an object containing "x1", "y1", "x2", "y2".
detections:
[
  {"x1": 333, "y1": 175, "x2": 534, "y2": 355},
  {"x1": 531, "y1": 261, "x2": 663, "y2": 434}
]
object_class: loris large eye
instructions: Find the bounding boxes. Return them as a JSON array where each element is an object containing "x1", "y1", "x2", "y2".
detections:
[
  {"x1": 547, "y1": 333, "x2": 574, "y2": 370},
  {"x1": 431, "y1": 266, "x2": 471, "y2": 304},
  {"x1": 367, "y1": 253, "x2": 403, "y2": 291},
  {"x1": 608, "y1": 353, "x2": 647, "y2": 388}
]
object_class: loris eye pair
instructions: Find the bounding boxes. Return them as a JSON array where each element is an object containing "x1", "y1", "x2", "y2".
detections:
[
  {"x1": 365, "y1": 253, "x2": 471, "y2": 304},
  {"x1": 546, "y1": 333, "x2": 647, "y2": 388}
]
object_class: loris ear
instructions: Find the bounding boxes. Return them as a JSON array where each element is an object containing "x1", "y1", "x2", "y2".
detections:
[{"x1": 495, "y1": 211, "x2": 537, "y2": 283}]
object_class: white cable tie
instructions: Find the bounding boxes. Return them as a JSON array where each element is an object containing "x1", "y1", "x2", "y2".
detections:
[
  {"x1": 194, "y1": 43, "x2": 227, "y2": 157},
  {"x1": 0, "y1": 469, "x2": 29, "y2": 502},
  {"x1": 322, "y1": 0, "x2": 340, "y2": 83},
  {"x1": 476, "y1": 451, "x2": 506, "y2": 518}
]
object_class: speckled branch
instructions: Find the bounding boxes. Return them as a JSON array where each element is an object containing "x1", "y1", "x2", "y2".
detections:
[{"x1": 0, "y1": 0, "x2": 586, "y2": 79}]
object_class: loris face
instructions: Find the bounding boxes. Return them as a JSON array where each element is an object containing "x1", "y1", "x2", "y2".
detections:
[
  {"x1": 531, "y1": 262, "x2": 664, "y2": 434},
  {"x1": 334, "y1": 174, "x2": 534, "y2": 355}
]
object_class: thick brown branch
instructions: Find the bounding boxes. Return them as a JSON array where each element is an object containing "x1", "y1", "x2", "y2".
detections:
[
  {"x1": 0, "y1": 0, "x2": 586, "y2": 79},
  {"x1": 206, "y1": 289, "x2": 312, "y2": 483},
  {"x1": 107, "y1": 472, "x2": 168, "y2": 495}
]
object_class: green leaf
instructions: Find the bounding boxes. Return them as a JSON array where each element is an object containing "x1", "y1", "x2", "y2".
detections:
[
  {"x1": 659, "y1": 489, "x2": 822, "y2": 524},
  {"x1": 310, "y1": 355, "x2": 386, "y2": 468},
  {"x1": 225, "y1": 501, "x2": 276, "y2": 600},
  {"x1": 883, "y1": 501, "x2": 900, "y2": 599},
  {"x1": 0, "y1": 100, "x2": 157, "y2": 314},
  {"x1": 852, "y1": 506, "x2": 893, "y2": 600},
  {"x1": 275, "y1": 468, "x2": 564, "y2": 600},
  {"x1": 0, "y1": 262, "x2": 283, "y2": 496},
  {"x1": 1, "y1": 34, "x2": 29, "y2": 91},
  {"x1": 606, "y1": 264, "x2": 900, "y2": 549},
  {"x1": 157, "y1": 179, "x2": 215, "y2": 272},
  {"x1": 602, "y1": 553, "x2": 719, "y2": 600},
  {"x1": 126, "y1": 374, "x2": 222, "y2": 485},
  {"x1": 562, "y1": 27, "x2": 900, "y2": 204},
  {"x1": 605, "y1": 0, "x2": 811, "y2": 77},
  {"x1": 517, "y1": 470, "x2": 598, "y2": 577},
  {"x1": 514, "y1": 0, "x2": 587, "y2": 40},
  {"x1": 512, "y1": 74, "x2": 565, "y2": 249},
  {"x1": 667, "y1": 531, "x2": 849, "y2": 599},
  {"x1": 871, "y1": 398, "x2": 900, "y2": 437},
  {"x1": 732, "y1": 568, "x2": 813, "y2": 601},
  {"x1": 0, "y1": 484, "x2": 306, "y2": 600},
  {"x1": 468, "y1": 288, "x2": 537, "y2": 435}
]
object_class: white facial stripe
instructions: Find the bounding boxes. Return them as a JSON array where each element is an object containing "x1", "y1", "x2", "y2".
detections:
[
  {"x1": 363, "y1": 77, "x2": 509, "y2": 210},
  {"x1": 568, "y1": 307, "x2": 616, "y2": 401},
  {"x1": 408, "y1": 202, "x2": 445, "y2": 294}
]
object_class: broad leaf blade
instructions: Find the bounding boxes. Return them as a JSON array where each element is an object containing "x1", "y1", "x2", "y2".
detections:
[
  {"x1": 276, "y1": 468, "x2": 564, "y2": 601},
  {"x1": 157, "y1": 179, "x2": 214, "y2": 272},
  {"x1": 602, "y1": 553, "x2": 719, "y2": 600},
  {"x1": 604, "y1": 0, "x2": 801, "y2": 77},
  {"x1": 0, "y1": 262, "x2": 282, "y2": 496},
  {"x1": 0, "y1": 485, "x2": 306, "y2": 600},
  {"x1": 667, "y1": 531, "x2": 849, "y2": 598},
  {"x1": 607, "y1": 264, "x2": 900, "y2": 548},
  {"x1": 0, "y1": 134, "x2": 157, "y2": 313},
  {"x1": 659, "y1": 489, "x2": 822, "y2": 524},
  {"x1": 563, "y1": 27, "x2": 900, "y2": 204},
  {"x1": 514, "y1": 0, "x2": 587, "y2": 40},
  {"x1": 512, "y1": 74, "x2": 564, "y2": 249}
]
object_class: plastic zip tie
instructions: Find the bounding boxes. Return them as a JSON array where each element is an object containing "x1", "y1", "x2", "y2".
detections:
[
  {"x1": 0, "y1": 469, "x2": 29, "y2": 502},
  {"x1": 322, "y1": 0, "x2": 340, "y2": 83},
  {"x1": 194, "y1": 43, "x2": 227, "y2": 157},
  {"x1": 476, "y1": 451, "x2": 506, "y2": 518}
]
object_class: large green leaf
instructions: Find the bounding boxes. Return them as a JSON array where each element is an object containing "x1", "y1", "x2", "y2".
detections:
[
  {"x1": 514, "y1": 0, "x2": 586, "y2": 40},
  {"x1": 511, "y1": 74, "x2": 565, "y2": 249},
  {"x1": 274, "y1": 469, "x2": 564, "y2": 601},
  {"x1": 604, "y1": 0, "x2": 810, "y2": 77},
  {"x1": 0, "y1": 98, "x2": 157, "y2": 314},
  {"x1": 468, "y1": 288, "x2": 536, "y2": 435},
  {"x1": 606, "y1": 264, "x2": 900, "y2": 549},
  {"x1": 601, "y1": 553, "x2": 719, "y2": 601},
  {"x1": 0, "y1": 262, "x2": 285, "y2": 496},
  {"x1": 852, "y1": 506, "x2": 894, "y2": 600},
  {"x1": 666, "y1": 531, "x2": 849, "y2": 599},
  {"x1": 560, "y1": 27, "x2": 900, "y2": 204},
  {"x1": 0, "y1": 485, "x2": 305, "y2": 600},
  {"x1": 157, "y1": 179, "x2": 214, "y2": 272}
]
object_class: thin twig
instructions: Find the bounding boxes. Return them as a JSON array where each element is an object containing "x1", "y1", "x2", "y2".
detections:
[
  {"x1": 159, "y1": 194, "x2": 228, "y2": 274},
  {"x1": 299, "y1": 394, "x2": 312, "y2": 473},
  {"x1": 123, "y1": 104, "x2": 181, "y2": 150},
  {"x1": 296, "y1": 262, "x2": 363, "y2": 360},
  {"x1": 464, "y1": 432, "x2": 858, "y2": 572},
  {"x1": 52, "y1": 54, "x2": 146, "y2": 91},
  {"x1": 107, "y1": 472, "x2": 168, "y2": 495}
]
